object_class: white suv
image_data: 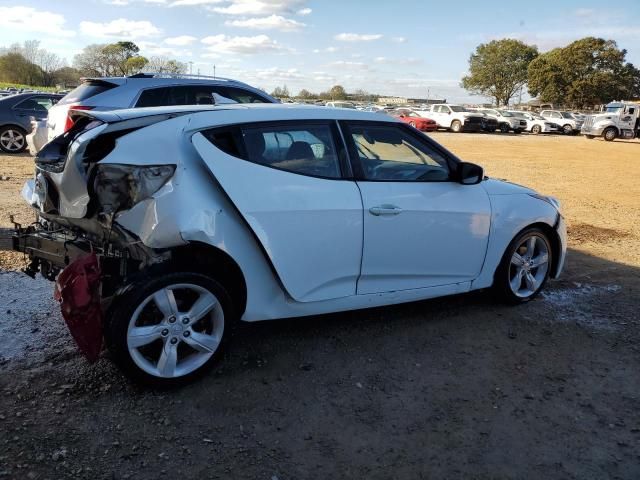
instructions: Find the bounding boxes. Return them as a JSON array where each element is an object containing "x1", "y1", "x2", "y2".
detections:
[
  {"x1": 14, "y1": 104, "x2": 566, "y2": 385},
  {"x1": 46, "y1": 74, "x2": 276, "y2": 142},
  {"x1": 539, "y1": 110, "x2": 583, "y2": 135},
  {"x1": 479, "y1": 109, "x2": 527, "y2": 133}
]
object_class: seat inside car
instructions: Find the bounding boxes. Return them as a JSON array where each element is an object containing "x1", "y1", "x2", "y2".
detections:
[{"x1": 285, "y1": 141, "x2": 315, "y2": 161}]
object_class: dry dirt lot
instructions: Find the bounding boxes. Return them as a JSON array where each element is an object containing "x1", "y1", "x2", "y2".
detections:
[{"x1": 0, "y1": 133, "x2": 639, "y2": 479}]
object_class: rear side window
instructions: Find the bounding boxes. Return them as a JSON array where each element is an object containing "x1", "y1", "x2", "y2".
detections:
[
  {"x1": 203, "y1": 122, "x2": 342, "y2": 179},
  {"x1": 14, "y1": 96, "x2": 57, "y2": 111},
  {"x1": 214, "y1": 86, "x2": 270, "y2": 104},
  {"x1": 136, "y1": 85, "x2": 271, "y2": 107},
  {"x1": 59, "y1": 81, "x2": 116, "y2": 105},
  {"x1": 135, "y1": 87, "x2": 170, "y2": 107}
]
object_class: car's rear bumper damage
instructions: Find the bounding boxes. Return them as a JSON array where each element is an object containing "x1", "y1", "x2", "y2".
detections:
[{"x1": 11, "y1": 218, "x2": 140, "y2": 361}]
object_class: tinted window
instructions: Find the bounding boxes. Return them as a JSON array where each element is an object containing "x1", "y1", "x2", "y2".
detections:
[
  {"x1": 202, "y1": 129, "x2": 243, "y2": 158},
  {"x1": 214, "y1": 86, "x2": 269, "y2": 104},
  {"x1": 242, "y1": 124, "x2": 341, "y2": 178},
  {"x1": 204, "y1": 123, "x2": 342, "y2": 178},
  {"x1": 15, "y1": 96, "x2": 56, "y2": 111},
  {"x1": 135, "y1": 87, "x2": 170, "y2": 107},
  {"x1": 136, "y1": 85, "x2": 269, "y2": 108},
  {"x1": 59, "y1": 81, "x2": 116, "y2": 105},
  {"x1": 347, "y1": 123, "x2": 450, "y2": 182}
]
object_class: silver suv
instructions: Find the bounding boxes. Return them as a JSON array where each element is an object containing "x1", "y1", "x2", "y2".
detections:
[{"x1": 46, "y1": 73, "x2": 276, "y2": 141}]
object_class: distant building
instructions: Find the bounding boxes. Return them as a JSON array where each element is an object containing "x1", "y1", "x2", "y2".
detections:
[{"x1": 377, "y1": 96, "x2": 446, "y2": 105}]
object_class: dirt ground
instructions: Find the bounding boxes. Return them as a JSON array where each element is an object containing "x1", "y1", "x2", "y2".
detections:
[{"x1": 1, "y1": 133, "x2": 639, "y2": 479}]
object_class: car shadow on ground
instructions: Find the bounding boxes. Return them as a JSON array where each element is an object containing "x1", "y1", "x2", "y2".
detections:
[{"x1": 1, "y1": 248, "x2": 638, "y2": 479}]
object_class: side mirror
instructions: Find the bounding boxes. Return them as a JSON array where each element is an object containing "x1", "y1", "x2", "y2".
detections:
[{"x1": 459, "y1": 162, "x2": 484, "y2": 185}]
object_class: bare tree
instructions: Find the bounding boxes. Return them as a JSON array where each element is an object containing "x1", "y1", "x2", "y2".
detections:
[{"x1": 147, "y1": 56, "x2": 187, "y2": 74}]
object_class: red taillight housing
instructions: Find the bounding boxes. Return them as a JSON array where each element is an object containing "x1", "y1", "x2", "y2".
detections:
[{"x1": 64, "y1": 106, "x2": 94, "y2": 133}]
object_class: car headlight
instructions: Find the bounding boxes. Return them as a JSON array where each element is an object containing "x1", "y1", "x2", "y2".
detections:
[
  {"x1": 529, "y1": 193, "x2": 561, "y2": 213},
  {"x1": 93, "y1": 164, "x2": 176, "y2": 214}
]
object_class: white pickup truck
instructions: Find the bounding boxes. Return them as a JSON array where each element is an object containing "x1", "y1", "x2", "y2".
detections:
[{"x1": 418, "y1": 104, "x2": 496, "y2": 133}]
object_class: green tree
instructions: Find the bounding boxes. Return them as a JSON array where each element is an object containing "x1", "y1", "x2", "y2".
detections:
[
  {"x1": 462, "y1": 39, "x2": 538, "y2": 106},
  {"x1": 528, "y1": 37, "x2": 640, "y2": 107},
  {"x1": 74, "y1": 41, "x2": 148, "y2": 76},
  {"x1": 329, "y1": 85, "x2": 347, "y2": 100},
  {"x1": 0, "y1": 52, "x2": 43, "y2": 85}
]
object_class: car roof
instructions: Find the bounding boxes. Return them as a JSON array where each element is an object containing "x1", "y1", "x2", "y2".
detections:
[{"x1": 83, "y1": 103, "x2": 403, "y2": 125}]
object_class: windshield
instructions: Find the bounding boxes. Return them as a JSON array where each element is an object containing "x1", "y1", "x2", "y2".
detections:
[
  {"x1": 605, "y1": 105, "x2": 623, "y2": 113},
  {"x1": 449, "y1": 105, "x2": 468, "y2": 112},
  {"x1": 500, "y1": 111, "x2": 513, "y2": 117},
  {"x1": 531, "y1": 114, "x2": 544, "y2": 120},
  {"x1": 561, "y1": 112, "x2": 573, "y2": 119}
]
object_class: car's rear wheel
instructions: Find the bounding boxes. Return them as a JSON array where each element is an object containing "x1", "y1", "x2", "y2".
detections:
[
  {"x1": 105, "y1": 272, "x2": 234, "y2": 386},
  {"x1": 451, "y1": 120, "x2": 462, "y2": 133},
  {"x1": 0, "y1": 126, "x2": 27, "y2": 153},
  {"x1": 531, "y1": 125, "x2": 542, "y2": 135},
  {"x1": 409, "y1": 121, "x2": 417, "y2": 128},
  {"x1": 494, "y1": 227, "x2": 553, "y2": 304},
  {"x1": 562, "y1": 124, "x2": 573, "y2": 135},
  {"x1": 499, "y1": 123, "x2": 510, "y2": 133}
]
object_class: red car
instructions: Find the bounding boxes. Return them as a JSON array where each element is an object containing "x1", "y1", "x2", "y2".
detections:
[{"x1": 392, "y1": 111, "x2": 438, "y2": 132}]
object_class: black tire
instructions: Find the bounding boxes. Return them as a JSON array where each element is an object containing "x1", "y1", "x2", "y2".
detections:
[
  {"x1": 0, "y1": 125, "x2": 27, "y2": 153},
  {"x1": 487, "y1": 128, "x2": 497, "y2": 133},
  {"x1": 584, "y1": 135, "x2": 595, "y2": 139},
  {"x1": 409, "y1": 121, "x2": 416, "y2": 128},
  {"x1": 493, "y1": 227, "x2": 553, "y2": 304},
  {"x1": 451, "y1": 120, "x2": 462, "y2": 133},
  {"x1": 105, "y1": 271, "x2": 235, "y2": 387},
  {"x1": 562, "y1": 124, "x2": 574, "y2": 135},
  {"x1": 603, "y1": 127, "x2": 617, "y2": 142},
  {"x1": 499, "y1": 123, "x2": 510, "y2": 133},
  {"x1": 531, "y1": 125, "x2": 542, "y2": 135}
]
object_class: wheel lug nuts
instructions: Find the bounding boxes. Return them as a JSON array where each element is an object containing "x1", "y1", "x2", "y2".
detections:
[
  {"x1": 170, "y1": 337, "x2": 178, "y2": 345},
  {"x1": 168, "y1": 316, "x2": 176, "y2": 323},
  {"x1": 182, "y1": 317, "x2": 189, "y2": 324},
  {"x1": 183, "y1": 331, "x2": 190, "y2": 338},
  {"x1": 161, "y1": 329, "x2": 169, "y2": 336}
]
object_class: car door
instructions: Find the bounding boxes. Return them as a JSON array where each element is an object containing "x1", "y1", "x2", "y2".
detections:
[
  {"x1": 191, "y1": 120, "x2": 363, "y2": 302},
  {"x1": 341, "y1": 120, "x2": 492, "y2": 294}
]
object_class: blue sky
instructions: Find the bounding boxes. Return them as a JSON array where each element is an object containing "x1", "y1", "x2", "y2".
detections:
[{"x1": 1, "y1": 0, "x2": 639, "y2": 102}]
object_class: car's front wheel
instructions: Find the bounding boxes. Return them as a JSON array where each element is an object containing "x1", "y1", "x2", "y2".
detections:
[
  {"x1": 451, "y1": 120, "x2": 462, "y2": 133},
  {"x1": 494, "y1": 227, "x2": 553, "y2": 304},
  {"x1": 531, "y1": 125, "x2": 542, "y2": 135},
  {"x1": 105, "y1": 272, "x2": 234, "y2": 386},
  {"x1": 562, "y1": 124, "x2": 574, "y2": 135},
  {"x1": 0, "y1": 126, "x2": 27, "y2": 153}
]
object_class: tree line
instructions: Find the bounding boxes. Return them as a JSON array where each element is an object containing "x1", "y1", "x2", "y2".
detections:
[
  {"x1": 462, "y1": 37, "x2": 640, "y2": 108},
  {"x1": 271, "y1": 84, "x2": 378, "y2": 102},
  {"x1": 0, "y1": 40, "x2": 187, "y2": 88}
]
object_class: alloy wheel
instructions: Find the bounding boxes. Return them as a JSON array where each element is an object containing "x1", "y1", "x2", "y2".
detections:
[
  {"x1": 127, "y1": 283, "x2": 225, "y2": 378},
  {"x1": 508, "y1": 234, "x2": 550, "y2": 298},
  {"x1": 0, "y1": 129, "x2": 25, "y2": 152}
]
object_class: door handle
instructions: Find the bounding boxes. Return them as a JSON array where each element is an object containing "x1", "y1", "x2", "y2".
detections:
[{"x1": 369, "y1": 205, "x2": 403, "y2": 216}]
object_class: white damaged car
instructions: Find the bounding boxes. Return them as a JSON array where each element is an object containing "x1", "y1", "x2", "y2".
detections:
[{"x1": 13, "y1": 104, "x2": 567, "y2": 385}]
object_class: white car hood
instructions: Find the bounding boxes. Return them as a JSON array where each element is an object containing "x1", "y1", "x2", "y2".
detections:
[{"x1": 482, "y1": 178, "x2": 535, "y2": 195}]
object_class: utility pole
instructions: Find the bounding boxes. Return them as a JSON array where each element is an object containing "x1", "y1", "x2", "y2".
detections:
[
  {"x1": 189, "y1": 61, "x2": 193, "y2": 74},
  {"x1": 213, "y1": 64, "x2": 216, "y2": 79}
]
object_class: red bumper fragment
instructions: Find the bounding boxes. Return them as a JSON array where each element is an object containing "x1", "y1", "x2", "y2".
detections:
[{"x1": 54, "y1": 253, "x2": 103, "y2": 362}]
